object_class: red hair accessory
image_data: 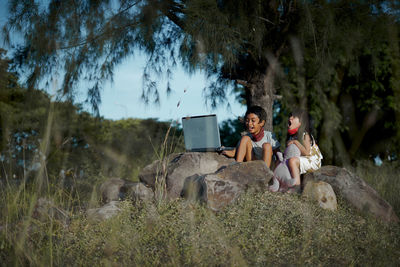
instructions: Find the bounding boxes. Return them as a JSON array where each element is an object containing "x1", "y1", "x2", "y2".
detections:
[{"x1": 287, "y1": 127, "x2": 299, "y2": 135}]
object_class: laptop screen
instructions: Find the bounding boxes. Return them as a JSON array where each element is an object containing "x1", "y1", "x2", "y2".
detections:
[{"x1": 182, "y1": 114, "x2": 221, "y2": 152}]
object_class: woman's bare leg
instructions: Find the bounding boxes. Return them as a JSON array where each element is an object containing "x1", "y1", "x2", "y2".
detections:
[
  {"x1": 236, "y1": 136, "x2": 253, "y2": 162},
  {"x1": 288, "y1": 157, "x2": 301, "y2": 185},
  {"x1": 262, "y1": 143, "x2": 272, "y2": 168}
]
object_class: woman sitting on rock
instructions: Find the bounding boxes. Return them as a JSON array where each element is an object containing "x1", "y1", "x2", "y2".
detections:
[{"x1": 269, "y1": 108, "x2": 323, "y2": 193}]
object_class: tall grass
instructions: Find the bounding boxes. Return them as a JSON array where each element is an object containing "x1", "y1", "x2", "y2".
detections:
[
  {"x1": 353, "y1": 160, "x2": 400, "y2": 216},
  {"x1": 150, "y1": 119, "x2": 183, "y2": 204},
  {"x1": 1, "y1": 166, "x2": 400, "y2": 265}
]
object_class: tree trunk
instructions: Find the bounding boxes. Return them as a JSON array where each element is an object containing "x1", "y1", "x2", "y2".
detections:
[
  {"x1": 244, "y1": 70, "x2": 275, "y2": 132},
  {"x1": 332, "y1": 130, "x2": 351, "y2": 166}
]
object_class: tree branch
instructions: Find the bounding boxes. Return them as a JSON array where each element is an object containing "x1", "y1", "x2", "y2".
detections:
[
  {"x1": 58, "y1": 21, "x2": 140, "y2": 50},
  {"x1": 236, "y1": 79, "x2": 249, "y2": 87},
  {"x1": 57, "y1": 1, "x2": 141, "y2": 50},
  {"x1": 257, "y1": 16, "x2": 275, "y2": 25},
  {"x1": 163, "y1": 9, "x2": 185, "y2": 29}
]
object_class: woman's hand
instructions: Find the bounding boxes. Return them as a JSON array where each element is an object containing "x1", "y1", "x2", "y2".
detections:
[
  {"x1": 287, "y1": 140, "x2": 299, "y2": 147},
  {"x1": 287, "y1": 135, "x2": 311, "y2": 156},
  {"x1": 220, "y1": 147, "x2": 236, "y2": 158}
]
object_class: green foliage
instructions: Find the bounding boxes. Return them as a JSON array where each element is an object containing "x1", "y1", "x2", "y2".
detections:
[
  {"x1": 4, "y1": 0, "x2": 400, "y2": 162},
  {"x1": 1, "y1": 99, "x2": 184, "y2": 184},
  {"x1": 219, "y1": 118, "x2": 243, "y2": 147},
  {"x1": 274, "y1": 1, "x2": 400, "y2": 164},
  {"x1": 4, "y1": 0, "x2": 185, "y2": 113},
  {"x1": 3, "y1": 0, "x2": 301, "y2": 112}
]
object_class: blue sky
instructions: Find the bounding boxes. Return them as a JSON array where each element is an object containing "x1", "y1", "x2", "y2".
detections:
[
  {"x1": 84, "y1": 54, "x2": 246, "y2": 123},
  {"x1": 0, "y1": 0, "x2": 245, "y2": 123}
]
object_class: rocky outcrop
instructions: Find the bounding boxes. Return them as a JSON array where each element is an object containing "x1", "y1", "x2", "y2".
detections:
[
  {"x1": 90, "y1": 179, "x2": 153, "y2": 222},
  {"x1": 139, "y1": 152, "x2": 235, "y2": 199},
  {"x1": 138, "y1": 155, "x2": 172, "y2": 189},
  {"x1": 99, "y1": 178, "x2": 154, "y2": 204},
  {"x1": 302, "y1": 180, "x2": 337, "y2": 211},
  {"x1": 125, "y1": 181, "x2": 154, "y2": 202},
  {"x1": 303, "y1": 166, "x2": 399, "y2": 223},
  {"x1": 139, "y1": 153, "x2": 398, "y2": 223},
  {"x1": 182, "y1": 160, "x2": 273, "y2": 211}
]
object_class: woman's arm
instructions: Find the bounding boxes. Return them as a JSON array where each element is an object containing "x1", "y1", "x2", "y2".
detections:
[
  {"x1": 222, "y1": 148, "x2": 236, "y2": 158},
  {"x1": 287, "y1": 134, "x2": 311, "y2": 156}
]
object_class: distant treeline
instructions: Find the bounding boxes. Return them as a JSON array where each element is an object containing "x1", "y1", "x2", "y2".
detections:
[{"x1": 0, "y1": 49, "x2": 184, "y2": 182}]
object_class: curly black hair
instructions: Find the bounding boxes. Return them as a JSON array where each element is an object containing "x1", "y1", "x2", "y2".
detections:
[{"x1": 245, "y1": 106, "x2": 267, "y2": 123}]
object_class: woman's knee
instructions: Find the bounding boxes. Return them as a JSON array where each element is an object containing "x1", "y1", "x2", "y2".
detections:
[
  {"x1": 240, "y1": 135, "x2": 252, "y2": 144},
  {"x1": 289, "y1": 157, "x2": 299, "y2": 166},
  {"x1": 262, "y1": 142, "x2": 272, "y2": 151},
  {"x1": 238, "y1": 135, "x2": 252, "y2": 149}
]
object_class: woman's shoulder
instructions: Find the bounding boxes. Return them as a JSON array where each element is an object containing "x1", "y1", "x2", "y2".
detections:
[
  {"x1": 303, "y1": 131, "x2": 313, "y2": 139},
  {"x1": 304, "y1": 132, "x2": 317, "y2": 145}
]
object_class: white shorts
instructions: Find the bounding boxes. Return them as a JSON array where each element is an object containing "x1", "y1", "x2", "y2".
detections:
[
  {"x1": 299, "y1": 156, "x2": 321, "y2": 174},
  {"x1": 299, "y1": 144, "x2": 323, "y2": 174}
]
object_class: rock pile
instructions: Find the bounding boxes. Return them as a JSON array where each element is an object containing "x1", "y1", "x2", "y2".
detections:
[
  {"x1": 90, "y1": 152, "x2": 398, "y2": 223},
  {"x1": 304, "y1": 166, "x2": 399, "y2": 223}
]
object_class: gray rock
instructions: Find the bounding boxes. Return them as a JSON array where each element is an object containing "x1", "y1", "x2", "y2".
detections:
[
  {"x1": 99, "y1": 178, "x2": 154, "y2": 203},
  {"x1": 138, "y1": 158, "x2": 168, "y2": 189},
  {"x1": 99, "y1": 178, "x2": 126, "y2": 203},
  {"x1": 87, "y1": 201, "x2": 121, "y2": 222},
  {"x1": 304, "y1": 166, "x2": 399, "y2": 223},
  {"x1": 203, "y1": 173, "x2": 244, "y2": 211},
  {"x1": 302, "y1": 180, "x2": 337, "y2": 211},
  {"x1": 182, "y1": 160, "x2": 273, "y2": 211},
  {"x1": 213, "y1": 160, "x2": 273, "y2": 186},
  {"x1": 124, "y1": 181, "x2": 154, "y2": 202},
  {"x1": 139, "y1": 152, "x2": 235, "y2": 199},
  {"x1": 181, "y1": 174, "x2": 206, "y2": 203}
]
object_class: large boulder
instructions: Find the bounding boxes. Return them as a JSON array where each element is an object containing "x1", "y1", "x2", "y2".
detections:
[
  {"x1": 138, "y1": 156, "x2": 172, "y2": 189},
  {"x1": 182, "y1": 160, "x2": 273, "y2": 211},
  {"x1": 99, "y1": 178, "x2": 154, "y2": 203},
  {"x1": 124, "y1": 181, "x2": 154, "y2": 202},
  {"x1": 303, "y1": 166, "x2": 399, "y2": 223},
  {"x1": 139, "y1": 152, "x2": 235, "y2": 199},
  {"x1": 302, "y1": 180, "x2": 337, "y2": 211}
]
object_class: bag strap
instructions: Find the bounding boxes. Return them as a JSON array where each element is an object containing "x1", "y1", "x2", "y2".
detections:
[{"x1": 303, "y1": 132, "x2": 316, "y2": 146}]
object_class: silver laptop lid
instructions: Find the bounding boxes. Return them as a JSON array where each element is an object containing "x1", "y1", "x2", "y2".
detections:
[{"x1": 182, "y1": 114, "x2": 221, "y2": 152}]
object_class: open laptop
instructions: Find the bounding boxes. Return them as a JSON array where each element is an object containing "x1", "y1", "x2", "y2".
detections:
[{"x1": 182, "y1": 114, "x2": 234, "y2": 152}]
